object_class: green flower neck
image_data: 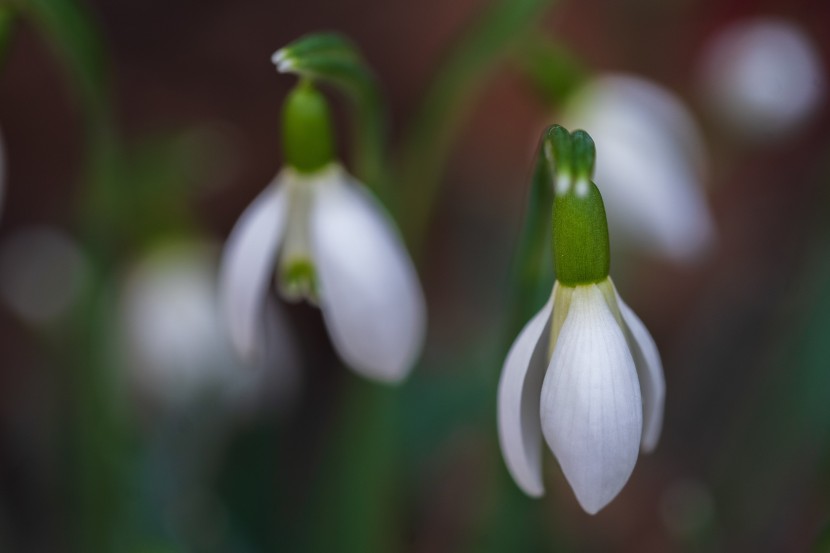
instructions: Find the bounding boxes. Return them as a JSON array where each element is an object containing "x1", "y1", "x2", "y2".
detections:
[
  {"x1": 544, "y1": 126, "x2": 610, "y2": 286},
  {"x1": 282, "y1": 80, "x2": 335, "y2": 173}
]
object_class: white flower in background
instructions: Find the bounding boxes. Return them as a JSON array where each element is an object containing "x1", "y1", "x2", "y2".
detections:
[
  {"x1": 121, "y1": 242, "x2": 299, "y2": 412},
  {"x1": 698, "y1": 17, "x2": 825, "y2": 141},
  {"x1": 498, "y1": 127, "x2": 665, "y2": 514},
  {"x1": 562, "y1": 74, "x2": 715, "y2": 263},
  {"x1": 0, "y1": 226, "x2": 88, "y2": 325},
  {"x1": 220, "y1": 81, "x2": 426, "y2": 383}
]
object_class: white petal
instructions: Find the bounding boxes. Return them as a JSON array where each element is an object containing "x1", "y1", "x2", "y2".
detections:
[
  {"x1": 540, "y1": 285, "x2": 642, "y2": 514},
  {"x1": 562, "y1": 75, "x2": 715, "y2": 263},
  {"x1": 219, "y1": 177, "x2": 289, "y2": 363},
  {"x1": 618, "y1": 298, "x2": 665, "y2": 452},
  {"x1": 497, "y1": 298, "x2": 554, "y2": 498},
  {"x1": 309, "y1": 169, "x2": 426, "y2": 382}
]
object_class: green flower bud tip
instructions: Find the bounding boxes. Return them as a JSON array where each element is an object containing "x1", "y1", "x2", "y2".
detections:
[
  {"x1": 543, "y1": 125, "x2": 610, "y2": 286},
  {"x1": 281, "y1": 80, "x2": 335, "y2": 173}
]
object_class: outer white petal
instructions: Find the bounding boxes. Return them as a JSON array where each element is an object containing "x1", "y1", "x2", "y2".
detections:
[
  {"x1": 540, "y1": 285, "x2": 642, "y2": 514},
  {"x1": 618, "y1": 297, "x2": 665, "y2": 453},
  {"x1": 497, "y1": 298, "x2": 554, "y2": 497},
  {"x1": 309, "y1": 168, "x2": 426, "y2": 382},
  {"x1": 219, "y1": 177, "x2": 289, "y2": 363},
  {"x1": 562, "y1": 75, "x2": 715, "y2": 263}
]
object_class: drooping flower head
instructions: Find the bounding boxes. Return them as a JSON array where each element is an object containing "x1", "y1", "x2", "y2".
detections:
[
  {"x1": 497, "y1": 126, "x2": 665, "y2": 514},
  {"x1": 220, "y1": 66, "x2": 426, "y2": 383}
]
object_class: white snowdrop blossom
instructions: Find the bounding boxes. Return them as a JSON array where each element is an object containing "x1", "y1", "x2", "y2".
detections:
[
  {"x1": 698, "y1": 17, "x2": 825, "y2": 140},
  {"x1": 220, "y1": 76, "x2": 425, "y2": 383},
  {"x1": 498, "y1": 279, "x2": 664, "y2": 513},
  {"x1": 562, "y1": 74, "x2": 715, "y2": 263},
  {"x1": 220, "y1": 163, "x2": 426, "y2": 383},
  {"x1": 498, "y1": 127, "x2": 665, "y2": 514},
  {"x1": 122, "y1": 242, "x2": 299, "y2": 413}
]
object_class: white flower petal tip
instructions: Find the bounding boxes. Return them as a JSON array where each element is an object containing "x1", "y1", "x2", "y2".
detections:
[
  {"x1": 497, "y1": 299, "x2": 554, "y2": 498},
  {"x1": 270, "y1": 49, "x2": 287, "y2": 65},
  {"x1": 698, "y1": 18, "x2": 825, "y2": 140},
  {"x1": 562, "y1": 74, "x2": 716, "y2": 264},
  {"x1": 219, "y1": 178, "x2": 289, "y2": 365},
  {"x1": 540, "y1": 285, "x2": 643, "y2": 515},
  {"x1": 310, "y1": 169, "x2": 426, "y2": 383},
  {"x1": 618, "y1": 298, "x2": 665, "y2": 453},
  {"x1": 270, "y1": 49, "x2": 295, "y2": 72}
]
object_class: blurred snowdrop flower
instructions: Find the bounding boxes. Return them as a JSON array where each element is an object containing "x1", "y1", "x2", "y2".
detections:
[
  {"x1": 121, "y1": 242, "x2": 298, "y2": 413},
  {"x1": 698, "y1": 18, "x2": 825, "y2": 141},
  {"x1": 498, "y1": 128, "x2": 664, "y2": 514},
  {"x1": 0, "y1": 226, "x2": 88, "y2": 325},
  {"x1": 562, "y1": 74, "x2": 715, "y2": 263},
  {"x1": 221, "y1": 81, "x2": 425, "y2": 383}
]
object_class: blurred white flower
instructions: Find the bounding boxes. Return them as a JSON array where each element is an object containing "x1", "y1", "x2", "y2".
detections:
[
  {"x1": 221, "y1": 163, "x2": 426, "y2": 383},
  {"x1": 0, "y1": 226, "x2": 88, "y2": 325},
  {"x1": 121, "y1": 242, "x2": 298, "y2": 412},
  {"x1": 562, "y1": 75, "x2": 715, "y2": 263},
  {"x1": 498, "y1": 279, "x2": 664, "y2": 514},
  {"x1": 698, "y1": 17, "x2": 825, "y2": 140}
]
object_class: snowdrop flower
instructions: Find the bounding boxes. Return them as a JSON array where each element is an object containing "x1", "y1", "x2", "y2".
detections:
[
  {"x1": 698, "y1": 17, "x2": 825, "y2": 141},
  {"x1": 498, "y1": 127, "x2": 665, "y2": 514},
  {"x1": 562, "y1": 74, "x2": 714, "y2": 263},
  {"x1": 220, "y1": 80, "x2": 425, "y2": 383},
  {"x1": 0, "y1": 226, "x2": 88, "y2": 325},
  {"x1": 121, "y1": 241, "x2": 299, "y2": 413}
]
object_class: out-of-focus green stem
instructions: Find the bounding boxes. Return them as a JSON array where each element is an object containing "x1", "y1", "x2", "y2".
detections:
[
  {"x1": 504, "y1": 139, "x2": 555, "y2": 337},
  {"x1": 22, "y1": 0, "x2": 111, "y2": 126},
  {"x1": 21, "y1": 1, "x2": 130, "y2": 551},
  {"x1": 305, "y1": 377, "x2": 402, "y2": 553},
  {"x1": 513, "y1": 33, "x2": 588, "y2": 106},
  {"x1": 0, "y1": 5, "x2": 18, "y2": 68},
  {"x1": 397, "y1": 0, "x2": 555, "y2": 253}
]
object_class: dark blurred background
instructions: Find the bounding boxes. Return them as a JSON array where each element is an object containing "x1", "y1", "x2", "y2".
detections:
[{"x1": 0, "y1": 0, "x2": 829, "y2": 552}]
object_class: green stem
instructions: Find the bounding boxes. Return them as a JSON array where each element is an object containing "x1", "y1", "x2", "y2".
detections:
[
  {"x1": 23, "y1": 2, "x2": 131, "y2": 551},
  {"x1": 512, "y1": 32, "x2": 588, "y2": 106},
  {"x1": 397, "y1": 0, "x2": 556, "y2": 252},
  {"x1": 505, "y1": 139, "x2": 555, "y2": 338},
  {"x1": 305, "y1": 377, "x2": 402, "y2": 553}
]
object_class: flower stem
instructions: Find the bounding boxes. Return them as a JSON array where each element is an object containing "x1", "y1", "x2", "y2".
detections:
[{"x1": 396, "y1": 0, "x2": 556, "y2": 253}]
